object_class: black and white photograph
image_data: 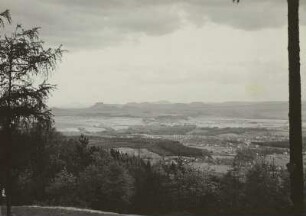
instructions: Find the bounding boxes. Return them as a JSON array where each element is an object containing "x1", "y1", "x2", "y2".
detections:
[{"x1": 0, "y1": 0, "x2": 306, "y2": 215}]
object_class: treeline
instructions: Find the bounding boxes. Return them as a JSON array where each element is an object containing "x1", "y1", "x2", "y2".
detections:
[
  {"x1": 0, "y1": 126, "x2": 292, "y2": 215},
  {"x1": 90, "y1": 136, "x2": 210, "y2": 158}
]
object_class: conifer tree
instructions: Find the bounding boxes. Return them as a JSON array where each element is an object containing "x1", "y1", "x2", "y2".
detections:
[{"x1": 0, "y1": 22, "x2": 63, "y2": 216}]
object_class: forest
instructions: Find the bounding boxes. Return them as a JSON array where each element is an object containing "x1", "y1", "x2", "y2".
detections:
[{"x1": 0, "y1": 126, "x2": 293, "y2": 215}]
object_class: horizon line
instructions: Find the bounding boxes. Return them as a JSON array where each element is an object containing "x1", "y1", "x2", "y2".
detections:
[{"x1": 51, "y1": 100, "x2": 292, "y2": 109}]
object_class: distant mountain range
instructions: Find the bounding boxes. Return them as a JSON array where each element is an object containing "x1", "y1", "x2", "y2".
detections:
[{"x1": 52, "y1": 101, "x2": 306, "y2": 120}]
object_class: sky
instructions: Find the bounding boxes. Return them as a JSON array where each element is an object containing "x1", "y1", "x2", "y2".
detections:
[{"x1": 2, "y1": 0, "x2": 306, "y2": 107}]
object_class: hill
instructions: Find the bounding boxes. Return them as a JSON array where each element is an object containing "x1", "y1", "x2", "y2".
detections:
[{"x1": 52, "y1": 101, "x2": 304, "y2": 120}]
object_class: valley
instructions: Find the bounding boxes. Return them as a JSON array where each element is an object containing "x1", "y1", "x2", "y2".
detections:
[{"x1": 53, "y1": 102, "x2": 306, "y2": 174}]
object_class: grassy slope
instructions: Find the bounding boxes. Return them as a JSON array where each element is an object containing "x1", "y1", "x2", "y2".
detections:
[{"x1": 7, "y1": 206, "x2": 138, "y2": 216}]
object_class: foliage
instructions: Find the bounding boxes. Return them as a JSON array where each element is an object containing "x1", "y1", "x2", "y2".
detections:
[
  {"x1": 0, "y1": 10, "x2": 11, "y2": 27},
  {"x1": 0, "y1": 25, "x2": 63, "y2": 128},
  {"x1": 46, "y1": 168, "x2": 77, "y2": 206},
  {"x1": 7, "y1": 128, "x2": 294, "y2": 215},
  {"x1": 243, "y1": 162, "x2": 291, "y2": 213}
]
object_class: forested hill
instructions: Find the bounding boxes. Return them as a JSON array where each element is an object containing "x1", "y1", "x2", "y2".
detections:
[{"x1": 52, "y1": 101, "x2": 305, "y2": 120}]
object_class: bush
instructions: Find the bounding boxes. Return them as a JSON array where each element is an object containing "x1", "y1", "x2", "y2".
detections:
[
  {"x1": 243, "y1": 162, "x2": 291, "y2": 213},
  {"x1": 76, "y1": 152, "x2": 134, "y2": 212},
  {"x1": 46, "y1": 169, "x2": 78, "y2": 206}
]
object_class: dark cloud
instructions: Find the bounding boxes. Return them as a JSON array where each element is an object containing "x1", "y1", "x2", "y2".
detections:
[{"x1": 1, "y1": 0, "x2": 305, "y2": 49}]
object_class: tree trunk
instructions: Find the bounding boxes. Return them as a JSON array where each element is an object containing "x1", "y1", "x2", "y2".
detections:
[
  {"x1": 2, "y1": 123, "x2": 12, "y2": 216},
  {"x1": 5, "y1": 130, "x2": 12, "y2": 216},
  {"x1": 287, "y1": 0, "x2": 304, "y2": 213},
  {"x1": 4, "y1": 52, "x2": 13, "y2": 216}
]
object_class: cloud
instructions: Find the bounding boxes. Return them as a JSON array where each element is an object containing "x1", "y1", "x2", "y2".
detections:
[
  {"x1": 1, "y1": 0, "x2": 305, "y2": 50},
  {"x1": 45, "y1": 22, "x2": 302, "y2": 106}
]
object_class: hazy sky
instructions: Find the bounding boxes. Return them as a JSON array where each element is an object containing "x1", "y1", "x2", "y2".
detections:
[{"x1": 2, "y1": 0, "x2": 306, "y2": 107}]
